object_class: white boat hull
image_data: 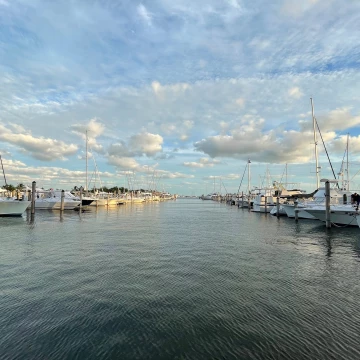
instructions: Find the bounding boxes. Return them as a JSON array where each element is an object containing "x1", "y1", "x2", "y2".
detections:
[
  {"x1": 252, "y1": 204, "x2": 276, "y2": 213},
  {"x1": 89, "y1": 198, "x2": 119, "y2": 206},
  {"x1": 305, "y1": 207, "x2": 358, "y2": 226},
  {"x1": 0, "y1": 200, "x2": 30, "y2": 216},
  {"x1": 282, "y1": 204, "x2": 315, "y2": 219},
  {"x1": 28, "y1": 200, "x2": 80, "y2": 210},
  {"x1": 270, "y1": 205, "x2": 287, "y2": 216}
]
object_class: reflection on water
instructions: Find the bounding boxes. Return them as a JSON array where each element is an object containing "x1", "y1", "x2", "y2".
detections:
[{"x1": 1, "y1": 200, "x2": 360, "y2": 360}]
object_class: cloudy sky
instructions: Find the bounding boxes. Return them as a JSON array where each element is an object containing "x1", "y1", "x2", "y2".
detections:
[{"x1": 1, "y1": 0, "x2": 360, "y2": 194}]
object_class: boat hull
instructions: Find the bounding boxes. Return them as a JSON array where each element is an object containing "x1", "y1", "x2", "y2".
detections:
[
  {"x1": 0, "y1": 200, "x2": 30, "y2": 216},
  {"x1": 28, "y1": 200, "x2": 80, "y2": 210},
  {"x1": 282, "y1": 204, "x2": 315, "y2": 219},
  {"x1": 305, "y1": 208, "x2": 358, "y2": 226}
]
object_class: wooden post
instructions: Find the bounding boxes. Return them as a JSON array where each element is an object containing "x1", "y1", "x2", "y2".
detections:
[
  {"x1": 276, "y1": 197, "x2": 280, "y2": 217},
  {"x1": 107, "y1": 193, "x2": 109, "y2": 206},
  {"x1": 79, "y1": 188, "x2": 83, "y2": 211},
  {"x1": 31, "y1": 181, "x2": 36, "y2": 214},
  {"x1": 60, "y1": 190, "x2": 65, "y2": 211},
  {"x1": 241, "y1": 191, "x2": 244, "y2": 208},
  {"x1": 264, "y1": 196, "x2": 267, "y2": 213},
  {"x1": 325, "y1": 180, "x2": 331, "y2": 228},
  {"x1": 294, "y1": 201, "x2": 298, "y2": 221}
]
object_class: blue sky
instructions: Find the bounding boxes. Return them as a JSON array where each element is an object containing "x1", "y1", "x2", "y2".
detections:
[{"x1": 1, "y1": 0, "x2": 360, "y2": 194}]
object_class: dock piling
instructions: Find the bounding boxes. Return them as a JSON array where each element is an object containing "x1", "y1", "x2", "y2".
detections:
[
  {"x1": 264, "y1": 196, "x2": 267, "y2": 213},
  {"x1": 325, "y1": 180, "x2": 331, "y2": 228},
  {"x1": 276, "y1": 197, "x2": 280, "y2": 217},
  {"x1": 79, "y1": 188, "x2": 83, "y2": 212},
  {"x1": 60, "y1": 190, "x2": 65, "y2": 211},
  {"x1": 31, "y1": 181, "x2": 36, "y2": 214},
  {"x1": 294, "y1": 201, "x2": 298, "y2": 222}
]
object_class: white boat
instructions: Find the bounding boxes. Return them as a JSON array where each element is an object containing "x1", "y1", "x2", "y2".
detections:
[
  {"x1": 31, "y1": 189, "x2": 80, "y2": 210},
  {"x1": 269, "y1": 204, "x2": 287, "y2": 216},
  {"x1": 0, "y1": 197, "x2": 30, "y2": 216},
  {"x1": 252, "y1": 189, "x2": 276, "y2": 213},
  {"x1": 202, "y1": 194, "x2": 213, "y2": 200},
  {"x1": 305, "y1": 204, "x2": 358, "y2": 226},
  {"x1": 282, "y1": 187, "x2": 352, "y2": 219}
]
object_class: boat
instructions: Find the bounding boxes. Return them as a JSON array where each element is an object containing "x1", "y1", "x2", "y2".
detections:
[
  {"x1": 0, "y1": 194, "x2": 29, "y2": 216},
  {"x1": 53, "y1": 190, "x2": 94, "y2": 206},
  {"x1": 0, "y1": 157, "x2": 30, "y2": 216},
  {"x1": 31, "y1": 189, "x2": 81, "y2": 210},
  {"x1": 304, "y1": 204, "x2": 358, "y2": 226},
  {"x1": 356, "y1": 214, "x2": 360, "y2": 229}
]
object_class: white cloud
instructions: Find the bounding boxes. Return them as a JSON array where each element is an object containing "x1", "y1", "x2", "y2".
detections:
[
  {"x1": 137, "y1": 4, "x2": 152, "y2": 26},
  {"x1": 129, "y1": 132, "x2": 163, "y2": 156},
  {"x1": 108, "y1": 156, "x2": 140, "y2": 170},
  {"x1": 288, "y1": 87, "x2": 303, "y2": 99},
  {"x1": 0, "y1": 123, "x2": 78, "y2": 161},
  {"x1": 183, "y1": 157, "x2": 221, "y2": 168}
]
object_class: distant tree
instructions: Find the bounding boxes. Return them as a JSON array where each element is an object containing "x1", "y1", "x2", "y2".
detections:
[
  {"x1": 2, "y1": 184, "x2": 16, "y2": 192},
  {"x1": 16, "y1": 183, "x2": 24, "y2": 190}
]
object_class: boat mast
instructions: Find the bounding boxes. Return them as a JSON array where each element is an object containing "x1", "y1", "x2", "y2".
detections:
[
  {"x1": 346, "y1": 133, "x2": 349, "y2": 190},
  {"x1": 85, "y1": 130, "x2": 88, "y2": 192},
  {"x1": 285, "y1": 163, "x2": 288, "y2": 187},
  {"x1": 0, "y1": 155, "x2": 7, "y2": 186},
  {"x1": 311, "y1": 98, "x2": 320, "y2": 189},
  {"x1": 248, "y1": 159, "x2": 251, "y2": 196}
]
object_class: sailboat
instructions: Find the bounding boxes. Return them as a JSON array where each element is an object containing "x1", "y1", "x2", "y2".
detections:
[
  {"x1": 0, "y1": 155, "x2": 30, "y2": 216},
  {"x1": 281, "y1": 98, "x2": 351, "y2": 219},
  {"x1": 82, "y1": 131, "x2": 123, "y2": 206}
]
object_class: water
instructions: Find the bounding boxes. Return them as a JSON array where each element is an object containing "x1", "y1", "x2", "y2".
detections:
[{"x1": 1, "y1": 200, "x2": 360, "y2": 360}]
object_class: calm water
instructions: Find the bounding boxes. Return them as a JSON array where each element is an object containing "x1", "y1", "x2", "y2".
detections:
[{"x1": 1, "y1": 199, "x2": 360, "y2": 360}]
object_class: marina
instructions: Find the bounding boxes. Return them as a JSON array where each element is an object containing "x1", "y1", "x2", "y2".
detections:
[{"x1": 1, "y1": 1, "x2": 360, "y2": 359}]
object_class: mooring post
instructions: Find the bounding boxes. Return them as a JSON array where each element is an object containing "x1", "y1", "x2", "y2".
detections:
[
  {"x1": 31, "y1": 181, "x2": 36, "y2": 214},
  {"x1": 79, "y1": 188, "x2": 83, "y2": 211},
  {"x1": 325, "y1": 180, "x2": 331, "y2": 228},
  {"x1": 107, "y1": 193, "x2": 109, "y2": 206},
  {"x1": 294, "y1": 201, "x2": 298, "y2": 221},
  {"x1": 264, "y1": 196, "x2": 267, "y2": 213},
  {"x1": 241, "y1": 191, "x2": 244, "y2": 208},
  {"x1": 60, "y1": 190, "x2": 65, "y2": 211},
  {"x1": 276, "y1": 196, "x2": 280, "y2": 217}
]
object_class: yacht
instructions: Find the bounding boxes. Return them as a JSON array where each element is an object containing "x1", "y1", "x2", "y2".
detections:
[
  {"x1": 282, "y1": 187, "x2": 352, "y2": 219},
  {"x1": 304, "y1": 204, "x2": 358, "y2": 226},
  {"x1": 31, "y1": 189, "x2": 81, "y2": 210},
  {"x1": 0, "y1": 195, "x2": 29, "y2": 216}
]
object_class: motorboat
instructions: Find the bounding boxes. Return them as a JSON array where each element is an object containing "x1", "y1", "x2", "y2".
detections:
[
  {"x1": 53, "y1": 190, "x2": 94, "y2": 206},
  {"x1": 282, "y1": 187, "x2": 352, "y2": 219},
  {"x1": 304, "y1": 204, "x2": 358, "y2": 226},
  {"x1": 0, "y1": 196, "x2": 29, "y2": 216},
  {"x1": 31, "y1": 189, "x2": 81, "y2": 210}
]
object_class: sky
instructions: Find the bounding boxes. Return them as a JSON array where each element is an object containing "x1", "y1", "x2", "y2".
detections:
[{"x1": 1, "y1": 0, "x2": 360, "y2": 195}]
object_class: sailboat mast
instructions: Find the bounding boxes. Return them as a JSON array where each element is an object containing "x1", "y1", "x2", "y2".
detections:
[
  {"x1": 247, "y1": 159, "x2": 251, "y2": 195},
  {"x1": 0, "y1": 155, "x2": 7, "y2": 186},
  {"x1": 311, "y1": 98, "x2": 320, "y2": 189},
  {"x1": 85, "y1": 130, "x2": 88, "y2": 192},
  {"x1": 346, "y1": 133, "x2": 349, "y2": 190},
  {"x1": 285, "y1": 163, "x2": 288, "y2": 187}
]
